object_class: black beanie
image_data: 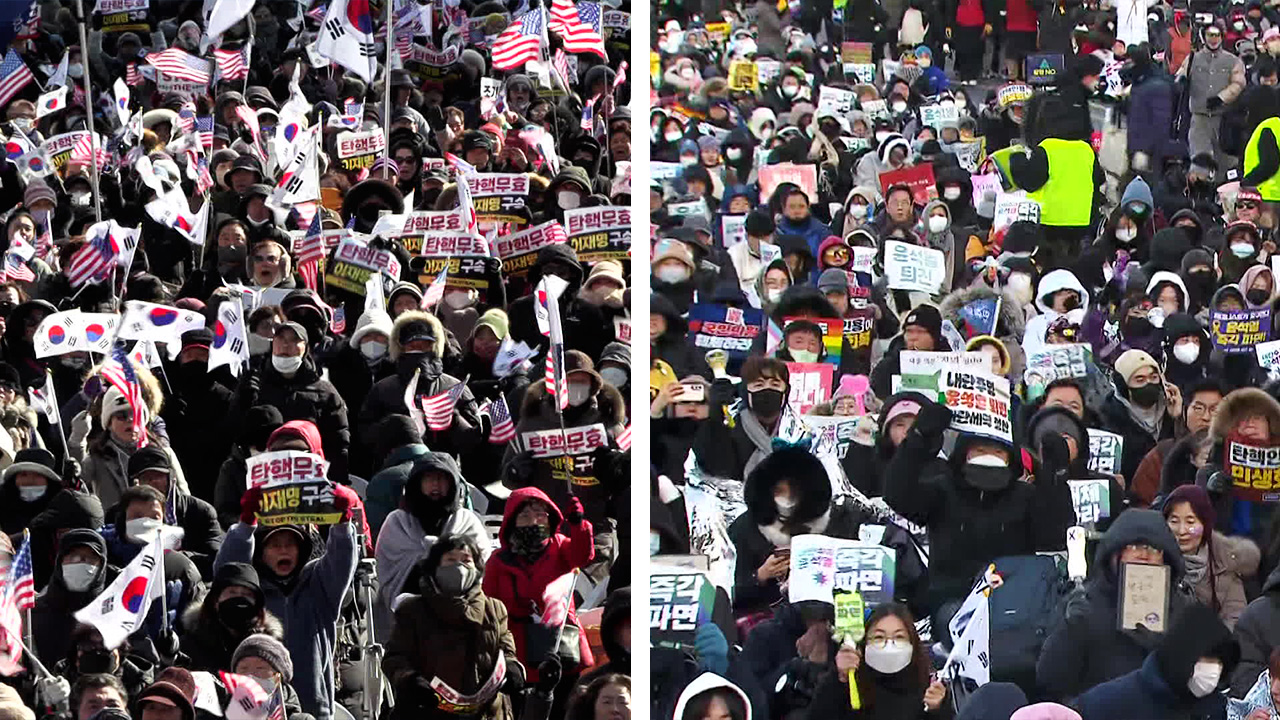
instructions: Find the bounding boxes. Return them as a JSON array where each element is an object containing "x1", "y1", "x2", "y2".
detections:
[
  {"x1": 210, "y1": 562, "x2": 264, "y2": 608},
  {"x1": 903, "y1": 305, "x2": 944, "y2": 346},
  {"x1": 745, "y1": 209, "x2": 775, "y2": 237},
  {"x1": 241, "y1": 405, "x2": 284, "y2": 450}
]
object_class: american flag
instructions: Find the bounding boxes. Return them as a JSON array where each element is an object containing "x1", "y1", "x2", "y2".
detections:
[
  {"x1": 3, "y1": 534, "x2": 35, "y2": 611},
  {"x1": 545, "y1": 342, "x2": 566, "y2": 411},
  {"x1": 263, "y1": 684, "x2": 285, "y2": 720},
  {"x1": 549, "y1": 0, "x2": 606, "y2": 58},
  {"x1": 14, "y1": 0, "x2": 39, "y2": 40},
  {"x1": 67, "y1": 223, "x2": 120, "y2": 287},
  {"x1": 3, "y1": 255, "x2": 33, "y2": 283},
  {"x1": 580, "y1": 95, "x2": 595, "y2": 132},
  {"x1": 34, "y1": 211, "x2": 53, "y2": 262},
  {"x1": 539, "y1": 571, "x2": 575, "y2": 628},
  {"x1": 0, "y1": 50, "x2": 35, "y2": 107},
  {"x1": 614, "y1": 60, "x2": 627, "y2": 89},
  {"x1": 420, "y1": 262, "x2": 449, "y2": 309},
  {"x1": 293, "y1": 201, "x2": 318, "y2": 230},
  {"x1": 553, "y1": 49, "x2": 571, "y2": 89},
  {"x1": 70, "y1": 132, "x2": 109, "y2": 169},
  {"x1": 488, "y1": 395, "x2": 516, "y2": 444},
  {"x1": 177, "y1": 101, "x2": 196, "y2": 134},
  {"x1": 330, "y1": 303, "x2": 346, "y2": 334},
  {"x1": 394, "y1": 32, "x2": 412, "y2": 61},
  {"x1": 125, "y1": 62, "x2": 141, "y2": 86},
  {"x1": 491, "y1": 8, "x2": 544, "y2": 70},
  {"x1": 100, "y1": 348, "x2": 148, "y2": 448},
  {"x1": 213, "y1": 47, "x2": 250, "y2": 81},
  {"x1": 421, "y1": 381, "x2": 467, "y2": 431},
  {"x1": 190, "y1": 150, "x2": 214, "y2": 195},
  {"x1": 306, "y1": 4, "x2": 328, "y2": 23},
  {"x1": 196, "y1": 116, "x2": 214, "y2": 151},
  {"x1": 145, "y1": 48, "x2": 213, "y2": 84},
  {"x1": 296, "y1": 212, "x2": 324, "y2": 291}
]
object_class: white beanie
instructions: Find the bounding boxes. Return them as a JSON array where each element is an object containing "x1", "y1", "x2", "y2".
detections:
[
  {"x1": 349, "y1": 309, "x2": 395, "y2": 348},
  {"x1": 100, "y1": 385, "x2": 148, "y2": 429}
]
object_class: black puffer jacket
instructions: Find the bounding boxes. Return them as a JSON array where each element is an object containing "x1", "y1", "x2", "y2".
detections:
[
  {"x1": 506, "y1": 244, "x2": 610, "y2": 362},
  {"x1": 652, "y1": 292, "x2": 711, "y2": 380},
  {"x1": 32, "y1": 529, "x2": 119, "y2": 663}
]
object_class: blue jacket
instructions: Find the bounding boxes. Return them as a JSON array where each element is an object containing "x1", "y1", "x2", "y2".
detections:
[
  {"x1": 1128, "y1": 73, "x2": 1176, "y2": 167},
  {"x1": 775, "y1": 215, "x2": 832, "y2": 263},
  {"x1": 919, "y1": 65, "x2": 950, "y2": 96},
  {"x1": 216, "y1": 522, "x2": 359, "y2": 720},
  {"x1": 364, "y1": 443, "x2": 431, "y2": 536},
  {"x1": 1076, "y1": 654, "x2": 1226, "y2": 720}
]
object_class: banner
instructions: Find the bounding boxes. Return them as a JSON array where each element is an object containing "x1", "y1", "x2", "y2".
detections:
[
  {"x1": 899, "y1": 350, "x2": 986, "y2": 375},
  {"x1": 256, "y1": 481, "x2": 342, "y2": 526},
  {"x1": 686, "y1": 303, "x2": 762, "y2": 360},
  {"x1": 1211, "y1": 308, "x2": 1271, "y2": 354},
  {"x1": 522, "y1": 423, "x2": 608, "y2": 458},
  {"x1": 817, "y1": 86, "x2": 856, "y2": 115},
  {"x1": 721, "y1": 214, "x2": 747, "y2": 249},
  {"x1": 470, "y1": 174, "x2": 530, "y2": 224},
  {"x1": 919, "y1": 103, "x2": 959, "y2": 130},
  {"x1": 884, "y1": 240, "x2": 947, "y2": 294},
  {"x1": 758, "y1": 162, "x2": 818, "y2": 204},
  {"x1": 1256, "y1": 339, "x2": 1280, "y2": 370},
  {"x1": 494, "y1": 221, "x2": 567, "y2": 277},
  {"x1": 842, "y1": 305, "x2": 877, "y2": 362},
  {"x1": 727, "y1": 60, "x2": 758, "y2": 91},
  {"x1": 415, "y1": 254, "x2": 493, "y2": 291},
  {"x1": 1025, "y1": 53, "x2": 1064, "y2": 85},
  {"x1": 785, "y1": 362, "x2": 834, "y2": 415},
  {"x1": 246, "y1": 450, "x2": 330, "y2": 488},
  {"x1": 396, "y1": 231, "x2": 488, "y2": 259},
  {"x1": 335, "y1": 131, "x2": 386, "y2": 171},
  {"x1": 878, "y1": 163, "x2": 937, "y2": 205},
  {"x1": 1087, "y1": 429, "x2": 1124, "y2": 476},
  {"x1": 787, "y1": 534, "x2": 897, "y2": 609},
  {"x1": 41, "y1": 131, "x2": 88, "y2": 170},
  {"x1": 941, "y1": 370, "x2": 1013, "y2": 442},
  {"x1": 1226, "y1": 438, "x2": 1280, "y2": 503},
  {"x1": 373, "y1": 211, "x2": 467, "y2": 238},
  {"x1": 324, "y1": 239, "x2": 403, "y2": 294},
  {"x1": 1023, "y1": 344, "x2": 1092, "y2": 401},
  {"x1": 563, "y1": 206, "x2": 631, "y2": 262},
  {"x1": 650, "y1": 570, "x2": 715, "y2": 650},
  {"x1": 992, "y1": 193, "x2": 1041, "y2": 237},
  {"x1": 1069, "y1": 479, "x2": 1111, "y2": 526}
]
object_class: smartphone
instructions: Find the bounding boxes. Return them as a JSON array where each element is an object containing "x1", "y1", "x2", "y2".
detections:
[{"x1": 678, "y1": 382, "x2": 706, "y2": 402}]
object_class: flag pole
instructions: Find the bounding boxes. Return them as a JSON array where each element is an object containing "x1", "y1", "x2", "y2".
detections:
[
  {"x1": 382, "y1": 0, "x2": 393, "y2": 163},
  {"x1": 73, "y1": 0, "x2": 102, "y2": 223}
]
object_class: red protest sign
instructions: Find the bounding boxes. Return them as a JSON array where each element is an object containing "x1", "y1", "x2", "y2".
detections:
[
  {"x1": 759, "y1": 162, "x2": 818, "y2": 204},
  {"x1": 879, "y1": 163, "x2": 937, "y2": 205}
]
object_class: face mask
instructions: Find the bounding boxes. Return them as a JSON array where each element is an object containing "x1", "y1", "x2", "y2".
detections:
[
  {"x1": 665, "y1": 130, "x2": 683, "y2": 143},
  {"x1": 1115, "y1": 227, "x2": 1136, "y2": 243},
  {"x1": 790, "y1": 349, "x2": 819, "y2": 363},
  {"x1": 1232, "y1": 242, "x2": 1256, "y2": 258},
  {"x1": 767, "y1": 287, "x2": 786, "y2": 302},
  {"x1": 680, "y1": 155, "x2": 698, "y2": 167},
  {"x1": 680, "y1": 67, "x2": 696, "y2": 79},
  {"x1": 567, "y1": 382, "x2": 591, "y2": 407},
  {"x1": 17, "y1": 485, "x2": 45, "y2": 502},
  {"x1": 963, "y1": 461, "x2": 1011, "y2": 491},
  {"x1": 62, "y1": 562, "x2": 97, "y2": 592},
  {"x1": 1235, "y1": 20, "x2": 1246, "y2": 29},
  {"x1": 1062, "y1": 295, "x2": 1081, "y2": 311},
  {"x1": 1173, "y1": 341, "x2": 1200, "y2": 364},
  {"x1": 219, "y1": 596, "x2": 259, "y2": 628},
  {"x1": 71, "y1": 191, "x2": 90, "y2": 207},
  {"x1": 444, "y1": 290, "x2": 474, "y2": 310},
  {"x1": 928, "y1": 215, "x2": 948, "y2": 233},
  {"x1": 1248, "y1": 288, "x2": 1271, "y2": 305},
  {"x1": 434, "y1": 562, "x2": 479, "y2": 595},
  {"x1": 650, "y1": 531, "x2": 661, "y2": 556},
  {"x1": 78, "y1": 648, "x2": 115, "y2": 674},
  {"x1": 749, "y1": 388, "x2": 785, "y2": 416},
  {"x1": 760, "y1": 128, "x2": 774, "y2": 142},
  {"x1": 892, "y1": 101, "x2": 908, "y2": 113},
  {"x1": 218, "y1": 245, "x2": 247, "y2": 266},
  {"x1": 851, "y1": 203, "x2": 868, "y2": 220},
  {"x1": 864, "y1": 640, "x2": 915, "y2": 674},
  {"x1": 1127, "y1": 317, "x2": 1154, "y2": 337},
  {"x1": 247, "y1": 214, "x2": 271, "y2": 227},
  {"x1": 726, "y1": 147, "x2": 743, "y2": 161},
  {"x1": 248, "y1": 334, "x2": 272, "y2": 356},
  {"x1": 943, "y1": 186, "x2": 961, "y2": 201},
  {"x1": 68, "y1": 63, "x2": 84, "y2": 79},
  {"x1": 600, "y1": 367, "x2": 628, "y2": 387},
  {"x1": 10, "y1": 118, "x2": 31, "y2": 133},
  {"x1": 511, "y1": 523, "x2": 550, "y2": 555},
  {"x1": 558, "y1": 191, "x2": 581, "y2": 210},
  {"x1": 919, "y1": 57, "x2": 932, "y2": 68},
  {"x1": 125, "y1": 517, "x2": 163, "y2": 544},
  {"x1": 1188, "y1": 660, "x2": 1222, "y2": 697},
  {"x1": 1006, "y1": 273, "x2": 1034, "y2": 305},
  {"x1": 272, "y1": 354, "x2": 304, "y2": 375},
  {"x1": 875, "y1": 130, "x2": 891, "y2": 144},
  {"x1": 821, "y1": 124, "x2": 840, "y2": 140},
  {"x1": 782, "y1": 84, "x2": 799, "y2": 98},
  {"x1": 1129, "y1": 382, "x2": 1163, "y2": 408},
  {"x1": 655, "y1": 265, "x2": 691, "y2": 284},
  {"x1": 360, "y1": 341, "x2": 387, "y2": 361}
]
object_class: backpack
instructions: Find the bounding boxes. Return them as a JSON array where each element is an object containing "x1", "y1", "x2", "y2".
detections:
[{"x1": 985, "y1": 554, "x2": 1071, "y2": 695}]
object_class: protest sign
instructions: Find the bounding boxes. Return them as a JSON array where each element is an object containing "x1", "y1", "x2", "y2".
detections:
[
  {"x1": 788, "y1": 534, "x2": 897, "y2": 609},
  {"x1": 96, "y1": 0, "x2": 149, "y2": 32},
  {"x1": 818, "y1": 86, "x2": 856, "y2": 115},
  {"x1": 997, "y1": 84, "x2": 1034, "y2": 107},
  {"x1": 902, "y1": 369, "x2": 1012, "y2": 442},
  {"x1": 878, "y1": 163, "x2": 937, "y2": 205},
  {"x1": 324, "y1": 239, "x2": 402, "y2": 294},
  {"x1": 650, "y1": 570, "x2": 716, "y2": 650},
  {"x1": 861, "y1": 99, "x2": 889, "y2": 120},
  {"x1": 42, "y1": 131, "x2": 88, "y2": 170},
  {"x1": 494, "y1": 221, "x2": 566, "y2": 277},
  {"x1": 850, "y1": 247, "x2": 876, "y2": 275},
  {"x1": 1023, "y1": 344, "x2": 1092, "y2": 401},
  {"x1": 1025, "y1": 53, "x2": 1064, "y2": 85},
  {"x1": 920, "y1": 104, "x2": 959, "y2": 130},
  {"x1": 785, "y1": 362, "x2": 834, "y2": 414},
  {"x1": 992, "y1": 193, "x2": 1041, "y2": 237},
  {"x1": 1069, "y1": 479, "x2": 1111, "y2": 526},
  {"x1": 759, "y1": 163, "x2": 819, "y2": 204},
  {"x1": 970, "y1": 173, "x2": 1002, "y2": 207},
  {"x1": 613, "y1": 316, "x2": 631, "y2": 344},
  {"x1": 414, "y1": 255, "x2": 494, "y2": 291},
  {"x1": 373, "y1": 211, "x2": 466, "y2": 237},
  {"x1": 651, "y1": 162, "x2": 684, "y2": 182},
  {"x1": 842, "y1": 306, "x2": 877, "y2": 360},
  {"x1": 667, "y1": 199, "x2": 707, "y2": 219},
  {"x1": 1211, "y1": 308, "x2": 1272, "y2": 354},
  {"x1": 522, "y1": 423, "x2": 608, "y2": 458},
  {"x1": 804, "y1": 415, "x2": 865, "y2": 460},
  {"x1": 1088, "y1": 429, "x2": 1124, "y2": 476},
  {"x1": 845, "y1": 63, "x2": 876, "y2": 84},
  {"x1": 563, "y1": 206, "x2": 631, "y2": 262},
  {"x1": 958, "y1": 297, "x2": 1000, "y2": 338},
  {"x1": 721, "y1": 214, "x2": 747, "y2": 249},
  {"x1": 687, "y1": 304, "x2": 763, "y2": 360},
  {"x1": 1226, "y1": 439, "x2": 1280, "y2": 502},
  {"x1": 246, "y1": 450, "x2": 330, "y2": 488},
  {"x1": 1257, "y1": 339, "x2": 1280, "y2": 370},
  {"x1": 900, "y1": 350, "x2": 987, "y2": 375},
  {"x1": 728, "y1": 60, "x2": 758, "y2": 91},
  {"x1": 841, "y1": 41, "x2": 873, "y2": 63},
  {"x1": 335, "y1": 131, "x2": 386, "y2": 171},
  {"x1": 470, "y1": 174, "x2": 530, "y2": 224},
  {"x1": 951, "y1": 140, "x2": 985, "y2": 173},
  {"x1": 756, "y1": 60, "x2": 782, "y2": 84},
  {"x1": 884, "y1": 240, "x2": 947, "y2": 294},
  {"x1": 256, "y1": 482, "x2": 342, "y2": 526}
]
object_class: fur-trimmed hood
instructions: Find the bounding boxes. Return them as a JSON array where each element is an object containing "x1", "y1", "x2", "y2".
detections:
[
  {"x1": 1210, "y1": 387, "x2": 1280, "y2": 442},
  {"x1": 744, "y1": 446, "x2": 832, "y2": 530},
  {"x1": 389, "y1": 310, "x2": 447, "y2": 361},
  {"x1": 180, "y1": 599, "x2": 285, "y2": 638},
  {"x1": 938, "y1": 284, "x2": 1027, "y2": 378}
]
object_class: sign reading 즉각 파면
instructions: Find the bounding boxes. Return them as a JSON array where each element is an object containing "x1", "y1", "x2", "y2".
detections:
[
  {"x1": 1226, "y1": 438, "x2": 1280, "y2": 502},
  {"x1": 1210, "y1": 308, "x2": 1271, "y2": 353},
  {"x1": 650, "y1": 571, "x2": 716, "y2": 650},
  {"x1": 1088, "y1": 429, "x2": 1124, "y2": 476},
  {"x1": 787, "y1": 534, "x2": 897, "y2": 609},
  {"x1": 563, "y1": 206, "x2": 631, "y2": 262}
]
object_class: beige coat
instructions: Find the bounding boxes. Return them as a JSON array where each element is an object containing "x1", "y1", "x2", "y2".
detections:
[{"x1": 1186, "y1": 532, "x2": 1260, "y2": 630}]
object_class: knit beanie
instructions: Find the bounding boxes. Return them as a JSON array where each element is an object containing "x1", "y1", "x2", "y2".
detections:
[
  {"x1": 1114, "y1": 349, "x2": 1159, "y2": 386},
  {"x1": 232, "y1": 633, "x2": 294, "y2": 683}
]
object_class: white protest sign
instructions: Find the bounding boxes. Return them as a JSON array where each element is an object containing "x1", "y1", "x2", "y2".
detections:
[
  {"x1": 246, "y1": 450, "x2": 330, "y2": 488},
  {"x1": 721, "y1": 214, "x2": 747, "y2": 249},
  {"x1": 522, "y1": 423, "x2": 608, "y2": 458},
  {"x1": 884, "y1": 240, "x2": 946, "y2": 294},
  {"x1": 899, "y1": 351, "x2": 987, "y2": 375},
  {"x1": 920, "y1": 103, "x2": 959, "y2": 130},
  {"x1": 938, "y1": 369, "x2": 1013, "y2": 443},
  {"x1": 817, "y1": 86, "x2": 856, "y2": 115},
  {"x1": 851, "y1": 246, "x2": 876, "y2": 275},
  {"x1": 1258, "y1": 339, "x2": 1280, "y2": 370},
  {"x1": 787, "y1": 534, "x2": 897, "y2": 608}
]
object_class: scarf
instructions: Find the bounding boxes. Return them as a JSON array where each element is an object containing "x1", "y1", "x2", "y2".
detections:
[
  {"x1": 1117, "y1": 391, "x2": 1165, "y2": 438},
  {"x1": 741, "y1": 408, "x2": 777, "y2": 479},
  {"x1": 1183, "y1": 542, "x2": 1209, "y2": 588}
]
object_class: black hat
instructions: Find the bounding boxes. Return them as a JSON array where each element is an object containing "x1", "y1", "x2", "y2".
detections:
[
  {"x1": 128, "y1": 445, "x2": 171, "y2": 480},
  {"x1": 210, "y1": 562, "x2": 263, "y2": 607},
  {"x1": 180, "y1": 328, "x2": 213, "y2": 351},
  {"x1": 397, "y1": 318, "x2": 437, "y2": 347},
  {"x1": 241, "y1": 405, "x2": 284, "y2": 450},
  {"x1": 563, "y1": 349, "x2": 602, "y2": 394},
  {"x1": 745, "y1": 209, "x2": 774, "y2": 236},
  {"x1": 242, "y1": 183, "x2": 272, "y2": 200},
  {"x1": 903, "y1": 305, "x2": 944, "y2": 344},
  {"x1": 462, "y1": 130, "x2": 494, "y2": 154},
  {"x1": 228, "y1": 155, "x2": 264, "y2": 183},
  {"x1": 389, "y1": 69, "x2": 415, "y2": 89},
  {"x1": 0, "y1": 363, "x2": 21, "y2": 392},
  {"x1": 3, "y1": 448, "x2": 59, "y2": 485}
]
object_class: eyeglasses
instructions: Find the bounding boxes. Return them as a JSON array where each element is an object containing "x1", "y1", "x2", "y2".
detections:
[
  {"x1": 1239, "y1": 201, "x2": 1259, "y2": 210},
  {"x1": 253, "y1": 255, "x2": 281, "y2": 264},
  {"x1": 1189, "y1": 401, "x2": 1220, "y2": 415}
]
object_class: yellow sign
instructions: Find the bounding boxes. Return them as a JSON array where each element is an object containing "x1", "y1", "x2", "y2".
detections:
[
  {"x1": 728, "y1": 61, "x2": 759, "y2": 91},
  {"x1": 705, "y1": 22, "x2": 730, "y2": 42},
  {"x1": 651, "y1": 52, "x2": 661, "y2": 88}
]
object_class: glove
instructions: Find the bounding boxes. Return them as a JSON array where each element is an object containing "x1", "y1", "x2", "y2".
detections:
[
  {"x1": 914, "y1": 401, "x2": 953, "y2": 439},
  {"x1": 154, "y1": 630, "x2": 180, "y2": 658},
  {"x1": 1039, "y1": 434, "x2": 1071, "y2": 480},
  {"x1": 499, "y1": 666, "x2": 524, "y2": 695},
  {"x1": 36, "y1": 676, "x2": 70, "y2": 709},
  {"x1": 1064, "y1": 586, "x2": 1091, "y2": 625},
  {"x1": 563, "y1": 496, "x2": 585, "y2": 524},
  {"x1": 507, "y1": 450, "x2": 536, "y2": 484},
  {"x1": 592, "y1": 445, "x2": 619, "y2": 480},
  {"x1": 240, "y1": 486, "x2": 263, "y2": 525},
  {"x1": 1205, "y1": 470, "x2": 1229, "y2": 495},
  {"x1": 425, "y1": 105, "x2": 447, "y2": 132},
  {"x1": 242, "y1": 371, "x2": 261, "y2": 404},
  {"x1": 536, "y1": 658, "x2": 562, "y2": 693},
  {"x1": 333, "y1": 485, "x2": 353, "y2": 521},
  {"x1": 1207, "y1": 96, "x2": 1224, "y2": 111},
  {"x1": 396, "y1": 676, "x2": 438, "y2": 710},
  {"x1": 694, "y1": 623, "x2": 730, "y2": 675}
]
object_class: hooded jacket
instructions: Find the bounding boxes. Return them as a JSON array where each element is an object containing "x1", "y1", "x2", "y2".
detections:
[
  {"x1": 506, "y1": 244, "x2": 609, "y2": 361},
  {"x1": 672, "y1": 672, "x2": 754, "y2": 720},
  {"x1": 482, "y1": 487, "x2": 594, "y2": 680},
  {"x1": 1037, "y1": 509, "x2": 1194, "y2": 702},
  {"x1": 32, "y1": 529, "x2": 119, "y2": 662},
  {"x1": 1023, "y1": 269, "x2": 1090, "y2": 357},
  {"x1": 374, "y1": 452, "x2": 490, "y2": 641},
  {"x1": 940, "y1": 284, "x2": 1029, "y2": 381},
  {"x1": 1202, "y1": 388, "x2": 1280, "y2": 541}
]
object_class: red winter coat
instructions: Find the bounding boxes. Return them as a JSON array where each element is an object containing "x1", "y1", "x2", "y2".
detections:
[{"x1": 482, "y1": 487, "x2": 595, "y2": 680}]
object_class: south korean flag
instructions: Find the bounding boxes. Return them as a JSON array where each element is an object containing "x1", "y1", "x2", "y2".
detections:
[
  {"x1": 316, "y1": 0, "x2": 378, "y2": 82},
  {"x1": 271, "y1": 125, "x2": 319, "y2": 206}
]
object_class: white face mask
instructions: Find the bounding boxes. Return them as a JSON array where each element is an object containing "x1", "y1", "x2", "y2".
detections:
[
  {"x1": 680, "y1": 67, "x2": 696, "y2": 79},
  {"x1": 655, "y1": 265, "x2": 691, "y2": 284},
  {"x1": 62, "y1": 562, "x2": 97, "y2": 592},
  {"x1": 665, "y1": 130, "x2": 683, "y2": 143},
  {"x1": 968, "y1": 453, "x2": 1009, "y2": 468},
  {"x1": 68, "y1": 63, "x2": 84, "y2": 79},
  {"x1": 272, "y1": 354, "x2": 304, "y2": 375},
  {"x1": 790, "y1": 349, "x2": 819, "y2": 363},
  {"x1": 943, "y1": 187, "x2": 962, "y2": 201},
  {"x1": 126, "y1": 517, "x2": 163, "y2": 544},
  {"x1": 17, "y1": 484, "x2": 45, "y2": 502},
  {"x1": 680, "y1": 155, "x2": 699, "y2": 166},
  {"x1": 444, "y1": 289, "x2": 474, "y2": 309},
  {"x1": 726, "y1": 147, "x2": 743, "y2": 161},
  {"x1": 864, "y1": 640, "x2": 915, "y2": 674},
  {"x1": 1173, "y1": 341, "x2": 1200, "y2": 364},
  {"x1": 892, "y1": 101, "x2": 908, "y2": 113},
  {"x1": 928, "y1": 215, "x2": 948, "y2": 233},
  {"x1": 567, "y1": 382, "x2": 591, "y2": 406},
  {"x1": 760, "y1": 127, "x2": 774, "y2": 141},
  {"x1": 1115, "y1": 227, "x2": 1136, "y2": 243},
  {"x1": 782, "y1": 84, "x2": 799, "y2": 98},
  {"x1": 360, "y1": 341, "x2": 387, "y2": 361},
  {"x1": 558, "y1": 191, "x2": 581, "y2": 210},
  {"x1": 1006, "y1": 273, "x2": 1034, "y2": 305},
  {"x1": 1232, "y1": 242, "x2": 1256, "y2": 258},
  {"x1": 775, "y1": 495, "x2": 798, "y2": 515},
  {"x1": 767, "y1": 287, "x2": 786, "y2": 302},
  {"x1": 1188, "y1": 660, "x2": 1222, "y2": 697}
]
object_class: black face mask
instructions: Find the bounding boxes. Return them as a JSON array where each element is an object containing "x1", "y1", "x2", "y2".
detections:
[
  {"x1": 749, "y1": 388, "x2": 785, "y2": 417},
  {"x1": 396, "y1": 352, "x2": 441, "y2": 382},
  {"x1": 1129, "y1": 382, "x2": 1163, "y2": 408},
  {"x1": 178, "y1": 360, "x2": 209, "y2": 385},
  {"x1": 218, "y1": 596, "x2": 259, "y2": 629},
  {"x1": 963, "y1": 464, "x2": 1011, "y2": 491},
  {"x1": 821, "y1": 124, "x2": 840, "y2": 140},
  {"x1": 78, "y1": 648, "x2": 116, "y2": 674},
  {"x1": 510, "y1": 524, "x2": 550, "y2": 556},
  {"x1": 1125, "y1": 317, "x2": 1154, "y2": 337},
  {"x1": 1062, "y1": 295, "x2": 1080, "y2": 311},
  {"x1": 1248, "y1": 288, "x2": 1271, "y2": 305}
]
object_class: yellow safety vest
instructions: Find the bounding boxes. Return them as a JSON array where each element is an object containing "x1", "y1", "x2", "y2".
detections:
[
  {"x1": 1027, "y1": 139, "x2": 1095, "y2": 227},
  {"x1": 1245, "y1": 117, "x2": 1280, "y2": 202}
]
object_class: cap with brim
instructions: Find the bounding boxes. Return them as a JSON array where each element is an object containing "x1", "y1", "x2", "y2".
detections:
[
  {"x1": 2, "y1": 452, "x2": 59, "y2": 485},
  {"x1": 275, "y1": 321, "x2": 309, "y2": 345},
  {"x1": 885, "y1": 400, "x2": 921, "y2": 425},
  {"x1": 137, "y1": 683, "x2": 194, "y2": 720}
]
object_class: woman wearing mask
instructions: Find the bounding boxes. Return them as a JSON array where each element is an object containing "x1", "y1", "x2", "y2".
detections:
[
  {"x1": 1147, "y1": 272, "x2": 1190, "y2": 318},
  {"x1": 836, "y1": 187, "x2": 882, "y2": 238},
  {"x1": 0, "y1": 447, "x2": 62, "y2": 534},
  {"x1": 753, "y1": 258, "x2": 794, "y2": 316},
  {"x1": 245, "y1": 306, "x2": 285, "y2": 358},
  {"x1": 1221, "y1": 221, "x2": 1264, "y2": 285},
  {"x1": 384, "y1": 536, "x2": 523, "y2": 720},
  {"x1": 652, "y1": 239, "x2": 700, "y2": 315},
  {"x1": 231, "y1": 634, "x2": 313, "y2": 720},
  {"x1": 804, "y1": 602, "x2": 948, "y2": 719},
  {"x1": 1242, "y1": 265, "x2": 1276, "y2": 308},
  {"x1": 1162, "y1": 485, "x2": 1259, "y2": 629},
  {"x1": 51, "y1": 625, "x2": 154, "y2": 705},
  {"x1": 181, "y1": 562, "x2": 283, "y2": 673},
  {"x1": 1021, "y1": 269, "x2": 1090, "y2": 358},
  {"x1": 1161, "y1": 313, "x2": 1212, "y2": 395},
  {"x1": 179, "y1": 215, "x2": 250, "y2": 302}
]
